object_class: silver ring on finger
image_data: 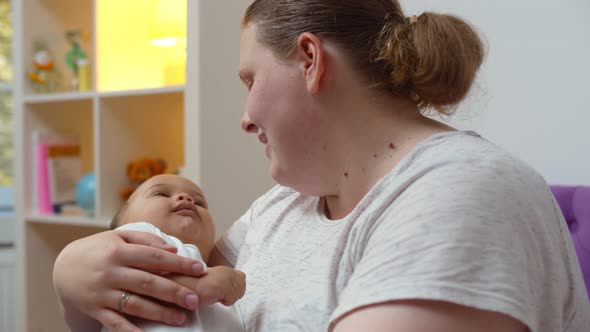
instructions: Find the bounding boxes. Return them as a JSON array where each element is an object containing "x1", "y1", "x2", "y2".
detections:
[{"x1": 118, "y1": 291, "x2": 133, "y2": 313}]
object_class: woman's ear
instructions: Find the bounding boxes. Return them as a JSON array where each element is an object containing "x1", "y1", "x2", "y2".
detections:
[{"x1": 295, "y1": 32, "x2": 325, "y2": 95}]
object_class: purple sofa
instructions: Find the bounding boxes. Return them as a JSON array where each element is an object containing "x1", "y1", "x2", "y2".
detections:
[{"x1": 550, "y1": 186, "x2": 590, "y2": 299}]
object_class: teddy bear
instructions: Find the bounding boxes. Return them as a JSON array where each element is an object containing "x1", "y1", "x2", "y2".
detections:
[{"x1": 119, "y1": 158, "x2": 167, "y2": 201}]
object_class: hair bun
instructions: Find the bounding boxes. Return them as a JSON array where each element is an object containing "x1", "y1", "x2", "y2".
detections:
[{"x1": 410, "y1": 13, "x2": 485, "y2": 113}]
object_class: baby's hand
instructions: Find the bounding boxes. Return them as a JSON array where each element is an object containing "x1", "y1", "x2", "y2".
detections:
[{"x1": 169, "y1": 266, "x2": 246, "y2": 306}]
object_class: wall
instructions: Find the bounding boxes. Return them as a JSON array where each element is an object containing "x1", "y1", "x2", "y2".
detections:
[
  {"x1": 403, "y1": 0, "x2": 590, "y2": 185},
  {"x1": 191, "y1": 0, "x2": 275, "y2": 235},
  {"x1": 187, "y1": 1, "x2": 590, "y2": 235}
]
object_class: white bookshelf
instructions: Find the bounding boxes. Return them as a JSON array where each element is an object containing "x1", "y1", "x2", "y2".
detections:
[
  {"x1": 25, "y1": 214, "x2": 110, "y2": 228},
  {"x1": 0, "y1": 245, "x2": 16, "y2": 332},
  {"x1": 23, "y1": 91, "x2": 96, "y2": 104},
  {"x1": 98, "y1": 85, "x2": 184, "y2": 98},
  {"x1": 14, "y1": 0, "x2": 188, "y2": 331}
]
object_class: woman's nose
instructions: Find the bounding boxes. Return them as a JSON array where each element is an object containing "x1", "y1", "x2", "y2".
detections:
[
  {"x1": 175, "y1": 193, "x2": 193, "y2": 202},
  {"x1": 240, "y1": 111, "x2": 258, "y2": 133}
]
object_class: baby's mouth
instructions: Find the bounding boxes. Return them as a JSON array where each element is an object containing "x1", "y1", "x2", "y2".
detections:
[
  {"x1": 174, "y1": 209, "x2": 197, "y2": 217},
  {"x1": 172, "y1": 201, "x2": 199, "y2": 219}
]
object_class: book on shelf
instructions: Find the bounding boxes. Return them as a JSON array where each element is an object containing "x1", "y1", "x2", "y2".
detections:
[{"x1": 32, "y1": 131, "x2": 82, "y2": 215}]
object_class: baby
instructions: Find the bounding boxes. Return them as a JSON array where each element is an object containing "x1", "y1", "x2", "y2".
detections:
[{"x1": 101, "y1": 174, "x2": 244, "y2": 332}]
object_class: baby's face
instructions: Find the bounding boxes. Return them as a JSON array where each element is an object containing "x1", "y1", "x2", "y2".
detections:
[{"x1": 122, "y1": 174, "x2": 215, "y2": 261}]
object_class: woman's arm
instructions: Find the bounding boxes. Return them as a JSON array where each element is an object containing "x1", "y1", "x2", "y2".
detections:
[
  {"x1": 53, "y1": 230, "x2": 206, "y2": 332},
  {"x1": 332, "y1": 300, "x2": 528, "y2": 332}
]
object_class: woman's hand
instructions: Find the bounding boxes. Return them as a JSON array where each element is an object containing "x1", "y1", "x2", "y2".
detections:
[{"x1": 53, "y1": 230, "x2": 205, "y2": 332}]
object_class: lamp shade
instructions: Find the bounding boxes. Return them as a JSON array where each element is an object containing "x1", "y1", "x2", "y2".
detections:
[{"x1": 150, "y1": 0, "x2": 186, "y2": 47}]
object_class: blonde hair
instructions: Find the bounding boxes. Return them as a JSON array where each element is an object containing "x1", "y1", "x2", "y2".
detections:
[{"x1": 243, "y1": 0, "x2": 485, "y2": 115}]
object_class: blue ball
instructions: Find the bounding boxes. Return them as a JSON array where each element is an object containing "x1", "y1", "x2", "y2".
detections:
[{"x1": 75, "y1": 172, "x2": 95, "y2": 216}]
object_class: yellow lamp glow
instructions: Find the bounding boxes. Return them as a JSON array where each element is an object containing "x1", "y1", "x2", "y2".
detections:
[
  {"x1": 150, "y1": 0, "x2": 187, "y2": 48},
  {"x1": 97, "y1": 0, "x2": 187, "y2": 90}
]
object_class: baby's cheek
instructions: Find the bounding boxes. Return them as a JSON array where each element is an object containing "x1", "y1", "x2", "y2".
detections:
[{"x1": 203, "y1": 214, "x2": 216, "y2": 236}]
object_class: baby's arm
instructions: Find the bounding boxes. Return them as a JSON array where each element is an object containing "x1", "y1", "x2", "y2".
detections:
[{"x1": 169, "y1": 266, "x2": 246, "y2": 306}]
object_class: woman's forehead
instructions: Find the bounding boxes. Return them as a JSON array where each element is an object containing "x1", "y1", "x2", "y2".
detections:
[{"x1": 239, "y1": 24, "x2": 262, "y2": 68}]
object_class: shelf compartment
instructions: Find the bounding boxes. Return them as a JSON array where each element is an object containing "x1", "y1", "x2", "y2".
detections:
[
  {"x1": 24, "y1": 222, "x2": 107, "y2": 331},
  {"x1": 97, "y1": 0, "x2": 186, "y2": 92},
  {"x1": 23, "y1": 0, "x2": 94, "y2": 95},
  {"x1": 23, "y1": 100, "x2": 94, "y2": 213},
  {"x1": 97, "y1": 92, "x2": 184, "y2": 219}
]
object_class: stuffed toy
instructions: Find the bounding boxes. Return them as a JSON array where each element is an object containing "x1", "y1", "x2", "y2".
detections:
[
  {"x1": 28, "y1": 43, "x2": 59, "y2": 93},
  {"x1": 120, "y1": 158, "x2": 166, "y2": 200}
]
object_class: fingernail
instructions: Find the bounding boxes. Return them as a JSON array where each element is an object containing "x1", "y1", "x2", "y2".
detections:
[
  {"x1": 185, "y1": 294, "x2": 198, "y2": 308},
  {"x1": 192, "y1": 262, "x2": 203, "y2": 274},
  {"x1": 173, "y1": 312, "x2": 186, "y2": 325}
]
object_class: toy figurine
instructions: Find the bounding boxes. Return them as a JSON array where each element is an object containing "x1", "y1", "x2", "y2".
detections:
[
  {"x1": 64, "y1": 29, "x2": 89, "y2": 91},
  {"x1": 27, "y1": 41, "x2": 59, "y2": 93}
]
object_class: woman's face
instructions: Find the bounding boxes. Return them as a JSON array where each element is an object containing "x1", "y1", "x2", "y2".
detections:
[{"x1": 238, "y1": 24, "x2": 331, "y2": 193}]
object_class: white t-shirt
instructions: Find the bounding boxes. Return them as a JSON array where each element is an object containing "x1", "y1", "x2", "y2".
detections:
[
  {"x1": 101, "y1": 222, "x2": 243, "y2": 332},
  {"x1": 217, "y1": 131, "x2": 590, "y2": 332}
]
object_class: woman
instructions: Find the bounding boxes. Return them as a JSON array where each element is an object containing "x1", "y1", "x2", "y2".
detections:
[{"x1": 53, "y1": 1, "x2": 590, "y2": 331}]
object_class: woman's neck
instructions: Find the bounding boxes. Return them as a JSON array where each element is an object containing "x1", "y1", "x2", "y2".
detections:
[{"x1": 321, "y1": 94, "x2": 454, "y2": 220}]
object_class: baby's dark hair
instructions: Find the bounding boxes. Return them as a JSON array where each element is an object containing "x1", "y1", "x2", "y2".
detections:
[{"x1": 110, "y1": 202, "x2": 128, "y2": 230}]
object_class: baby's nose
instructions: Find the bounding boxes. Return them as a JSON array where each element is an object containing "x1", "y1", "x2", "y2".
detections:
[{"x1": 175, "y1": 193, "x2": 193, "y2": 202}]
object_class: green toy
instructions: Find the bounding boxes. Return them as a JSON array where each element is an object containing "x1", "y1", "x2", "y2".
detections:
[{"x1": 65, "y1": 30, "x2": 88, "y2": 90}]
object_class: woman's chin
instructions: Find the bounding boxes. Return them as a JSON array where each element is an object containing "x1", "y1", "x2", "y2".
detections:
[
  {"x1": 265, "y1": 144, "x2": 271, "y2": 159},
  {"x1": 269, "y1": 162, "x2": 283, "y2": 184}
]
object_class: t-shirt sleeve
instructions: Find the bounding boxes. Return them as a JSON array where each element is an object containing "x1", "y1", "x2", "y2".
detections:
[
  {"x1": 331, "y1": 161, "x2": 552, "y2": 330},
  {"x1": 216, "y1": 186, "x2": 284, "y2": 266},
  {"x1": 216, "y1": 213, "x2": 251, "y2": 266}
]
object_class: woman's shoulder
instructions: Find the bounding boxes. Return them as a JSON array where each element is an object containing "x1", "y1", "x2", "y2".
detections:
[
  {"x1": 368, "y1": 131, "x2": 556, "y2": 228},
  {"x1": 399, "y1": 130, "x2": 548, "y2": 191}
]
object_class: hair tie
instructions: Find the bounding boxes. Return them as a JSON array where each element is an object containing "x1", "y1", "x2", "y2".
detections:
[{"x1": 408, "y1": 15, "x2": 419, "y2": 25}]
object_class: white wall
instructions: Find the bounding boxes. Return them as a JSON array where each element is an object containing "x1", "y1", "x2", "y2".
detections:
[
  {"x1": 403, "y1": 0, "x2": 590, "y2": 185},
  {"x1": 190, "y1": 1, "x2": 275, "y2": 235},
  {"x1": 188, "y1": 1, "x2": 590, "y2": 235}
]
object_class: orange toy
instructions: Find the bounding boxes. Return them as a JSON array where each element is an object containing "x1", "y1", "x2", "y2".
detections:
[{"x1": 120, "y1": 158, "x2": 166, "y2": 201}]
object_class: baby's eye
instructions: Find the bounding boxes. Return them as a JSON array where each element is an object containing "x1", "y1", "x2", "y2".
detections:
[{"x1": 155, "y1": 192, "x2": 169, "y2": 197}]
